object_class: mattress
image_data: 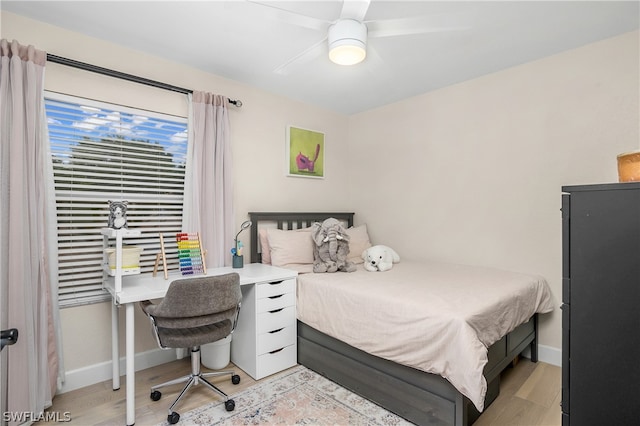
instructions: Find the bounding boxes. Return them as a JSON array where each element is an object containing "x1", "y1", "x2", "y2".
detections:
[{"x1": 296, "y1": 260, "x2": 555, "y2": 411}]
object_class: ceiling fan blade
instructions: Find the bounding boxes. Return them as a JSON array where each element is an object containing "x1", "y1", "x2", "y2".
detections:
[
  {"x1": 246, "y1": 0, "x2": 329, "y2": 31},
  {"x1": 339, "y1": 0, "x2": 371, "y2": 21},
  {"x1": 359, "y1": 45, "x2": 394, "y2": 85},
  {"x1": 274, "y1": 38, "x2": 326, "y2": 75},
  {"x1": 367, "y1": 15, "x2": 470, "y2": 38},
  {"x1": 363, "y1": 44, "x2": 384, "y2": 69}
]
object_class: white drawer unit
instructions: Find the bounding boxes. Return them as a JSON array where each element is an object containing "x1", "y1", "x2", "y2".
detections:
[
  {"x1": 257, "y1": 305, "x2": 295, "y2": 333},
  {"x1": 231, "y1": 273, "x2": 298, "y2": 380}
]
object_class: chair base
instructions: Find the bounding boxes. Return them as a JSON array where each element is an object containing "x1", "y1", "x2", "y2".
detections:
[{"x1": 150, "y1": 347, "x2": 240, "y2": 424}]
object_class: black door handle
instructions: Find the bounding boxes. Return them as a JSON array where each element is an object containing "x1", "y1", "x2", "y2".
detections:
[{"x1": 1, "y1": 328, "x2": 18, "y2": 351}]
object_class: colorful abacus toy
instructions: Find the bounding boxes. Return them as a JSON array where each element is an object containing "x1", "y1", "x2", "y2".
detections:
[{"x1": 176, "y1": 232, "x2": 207, "y2": 276}]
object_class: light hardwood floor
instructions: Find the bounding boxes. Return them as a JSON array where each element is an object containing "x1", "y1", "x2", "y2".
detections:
[
  {"x1": 474, "y1": 358, "x2": 561, "y2": 426},
  {"x1": 39, "y1": 357, "x2": 561, "y2": 425}
]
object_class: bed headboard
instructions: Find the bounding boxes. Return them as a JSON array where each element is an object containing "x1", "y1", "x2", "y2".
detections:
[{"x1": 248, "y1": 212, "x2": 354, "y2": 264}]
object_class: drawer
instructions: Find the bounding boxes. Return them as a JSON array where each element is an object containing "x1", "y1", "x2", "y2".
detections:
[
  {"x1": 508, "y1": 318, "x2": 535, "y2": 352},
  {"x1": 258, "y1": 326, "x2": 296, "y2": 354},
  {"x1": 256, "y1": 279, "x2": 295, "y2": 298},
  {"x1": 485, "y1": 335, "x2": 506, "y2": 375},
  {"x1": 256, "y1": 344, "x2": 297, "y2": 379},
  {"x1": 258, "y1": 306, "x2": 295, "y2": 334},
  {"x1": 257, "y1": 292, "x2": 295, "y2": 313}
]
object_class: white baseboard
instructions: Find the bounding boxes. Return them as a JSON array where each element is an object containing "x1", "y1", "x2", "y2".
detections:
[
  {"x1": 521, "y1": 344, "x2": 562, "y2": 367},
  {"x1": 58, "y1": 348, "x2": 180, "y2": 394},
  {"x1": 59, "y1": 344, "x2": 562, "y2": 395}
]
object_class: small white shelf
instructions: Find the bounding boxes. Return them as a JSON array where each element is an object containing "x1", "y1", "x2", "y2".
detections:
[
  {"x1": 101, "y1": 227, "x2": 142, "y2": 294},
  {"x1": 100, "y1": 228, "x2": 141, "y2": 238},
  {"x1": 103, "y1": 265, "x2": 141, "y2": 276}
]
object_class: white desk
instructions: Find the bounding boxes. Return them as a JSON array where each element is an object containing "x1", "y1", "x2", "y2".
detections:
[{"x1": 103, "y1": 263, "x2": 298, "y2": 426}]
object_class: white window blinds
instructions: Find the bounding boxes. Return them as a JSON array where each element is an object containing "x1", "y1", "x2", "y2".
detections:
[{"x1": 45, "y1": 92, "x2": 188, "y2": 307}]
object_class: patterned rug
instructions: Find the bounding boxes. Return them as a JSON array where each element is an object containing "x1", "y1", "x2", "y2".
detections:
[{"x1": 158, "y1": 365, "x2": 413, "y2": 425}]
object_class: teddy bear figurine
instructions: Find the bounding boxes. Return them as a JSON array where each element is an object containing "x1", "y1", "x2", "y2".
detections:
[
  {"x1": 107, "y1": 200, "x2": 128, "y2": 229},
  {"x1": 311, "y1": 217, "x2": 356, "y2": 273},
  {"x1": 362, "y1": 245, "x2": 400, "y2": 272}
]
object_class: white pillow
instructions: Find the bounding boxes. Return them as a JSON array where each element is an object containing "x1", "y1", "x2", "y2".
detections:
[
  {"x1": 258, "y1": 229, "x2": 271, "y2": 264},
  {"x1": 275, "y1": 263, "x2": 314, "y2": 274},
  {"x1": 267, "y1": 227, "x2": 314, "y2": 267},
  {"x1": 346, "y1": 224, "x2": 372, "y2": 264}
]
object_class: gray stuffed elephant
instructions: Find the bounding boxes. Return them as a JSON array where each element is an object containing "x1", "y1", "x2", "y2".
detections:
[{"x1": 311, "y1": 218, "x2": 356, "y2": 273}]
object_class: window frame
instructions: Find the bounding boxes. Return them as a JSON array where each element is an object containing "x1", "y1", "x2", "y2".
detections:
[{"x1": 45, "y1": 91, "x2": 189, "y2": 307}]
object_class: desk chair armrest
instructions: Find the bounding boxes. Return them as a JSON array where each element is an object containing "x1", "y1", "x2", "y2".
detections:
[
  {"x1": 145, "y1": 314, "x2": 166, "y2": 349},
  {"x1": 230, "y1": 302, "x2": 241, "y2": 335}
]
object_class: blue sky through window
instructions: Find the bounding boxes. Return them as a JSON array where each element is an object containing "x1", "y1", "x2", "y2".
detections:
[{"x1": 45, "y1": 98, "x2": 188, "y2": 165}]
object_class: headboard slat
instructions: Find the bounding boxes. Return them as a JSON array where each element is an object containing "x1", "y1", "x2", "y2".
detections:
[{"x1": 248, "y1": 212, "x2": 355, "y2": 263}]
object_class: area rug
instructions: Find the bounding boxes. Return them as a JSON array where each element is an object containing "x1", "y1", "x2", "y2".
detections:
[{"x1": 158, "y1": 365, "x2": 413, "y2": 425}]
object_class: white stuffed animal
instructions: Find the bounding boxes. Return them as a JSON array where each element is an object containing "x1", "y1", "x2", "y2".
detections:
[{"x1": 362, "y1": 245, "x2": 400, "y2": 272}]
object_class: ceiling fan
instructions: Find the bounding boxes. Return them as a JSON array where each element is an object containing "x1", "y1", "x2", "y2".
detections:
[{"x1": 246, "y1": 0, "x2": 468, "y2": 74}]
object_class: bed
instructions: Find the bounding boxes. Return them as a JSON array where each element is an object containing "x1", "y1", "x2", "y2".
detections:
[{"x1": 248, "y1": 212, "x2": 554, "y2": 426}]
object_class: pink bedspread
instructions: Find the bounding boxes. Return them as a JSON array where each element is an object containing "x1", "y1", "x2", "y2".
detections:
[{"x1": 296, "y1": 260, "x2": 555, "y2": 411}]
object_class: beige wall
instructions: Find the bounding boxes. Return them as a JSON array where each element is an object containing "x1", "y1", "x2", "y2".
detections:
[
  {"x1": 348, "y1": 30, "x2": 640, "y2": 351},
  {"x1": 3, "y1": 10, "x2": 639, "y2": 386},
  {"x1": 2, "y1": 12, "x2": 350, "y2": 379}
]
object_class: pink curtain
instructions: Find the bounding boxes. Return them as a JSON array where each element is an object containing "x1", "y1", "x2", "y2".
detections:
[
  {"x1": 184, "y1": 92, "x2": 235, "y2": 267},
  {"x1": 0, "y1": 39, "x2": 59, "y2": 422}
]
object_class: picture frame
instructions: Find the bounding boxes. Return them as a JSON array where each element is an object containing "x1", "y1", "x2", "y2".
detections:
[{"x1": 286, "y1": 125, "x2": 325, "y2": 178}]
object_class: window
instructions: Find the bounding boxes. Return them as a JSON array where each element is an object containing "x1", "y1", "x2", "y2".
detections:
[{"x1": 45, "y1": 92, "x2": 188, "y2": 307}]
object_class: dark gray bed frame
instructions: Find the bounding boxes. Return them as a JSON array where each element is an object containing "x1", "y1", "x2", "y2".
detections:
[{"x1": 249, "y1": 212, "x2": 539, "y2": 426}]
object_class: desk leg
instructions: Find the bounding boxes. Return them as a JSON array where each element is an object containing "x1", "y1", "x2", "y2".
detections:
[
  {"x1": 111, "y1": 302, "x2": 120, "y2": 390},
  {"x1": 126, "y1": 302, "x2": 135, "y2": 426}
]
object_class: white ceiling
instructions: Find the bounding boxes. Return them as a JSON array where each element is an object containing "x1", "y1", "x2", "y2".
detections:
[{"x1": 3, "y1": 1, "x2": 639, "y2": 115}]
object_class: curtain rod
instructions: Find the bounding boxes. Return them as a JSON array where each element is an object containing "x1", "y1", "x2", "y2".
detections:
[{"x1": 46, "y1": 54, "x2": 242, "y2": 107}]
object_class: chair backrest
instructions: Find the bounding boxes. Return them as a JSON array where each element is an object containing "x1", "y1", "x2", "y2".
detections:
[{"x1": 145, "y1": 273, "x2": 241, "y2": 329}]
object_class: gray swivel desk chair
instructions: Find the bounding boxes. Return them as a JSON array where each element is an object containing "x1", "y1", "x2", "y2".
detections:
[{"x1": 140, "y1": 273, "x2": 242, "y2": 425}]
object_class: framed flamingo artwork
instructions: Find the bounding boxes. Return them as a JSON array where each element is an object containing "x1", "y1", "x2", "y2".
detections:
[{"x1": 286, "y1": 125, "x2": 325, "y2": 178}]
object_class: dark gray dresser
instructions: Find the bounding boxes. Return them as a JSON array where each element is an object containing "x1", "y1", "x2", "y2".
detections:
[{"x1": 561, "y1": 182, "x2": 640, "y2": 426}]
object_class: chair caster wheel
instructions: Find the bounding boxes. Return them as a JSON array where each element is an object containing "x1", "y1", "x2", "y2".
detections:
[
  {"x1": 225, "y1": 399, "x2": 235, "y2": 411},
  {"x1": 231, "y1": 374, "x2": 241, "y2": 385},
  {"x1": 168, "y1": 411, "x2": 180, "y2": 424},
  {"x1": 150, "y1": 390, "x2": 161, "y2": 401}
]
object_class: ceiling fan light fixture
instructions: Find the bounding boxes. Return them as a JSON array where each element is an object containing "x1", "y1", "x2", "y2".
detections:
[{"x1": 328, "y1": 19, "x2": 367, "y2": 66}]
